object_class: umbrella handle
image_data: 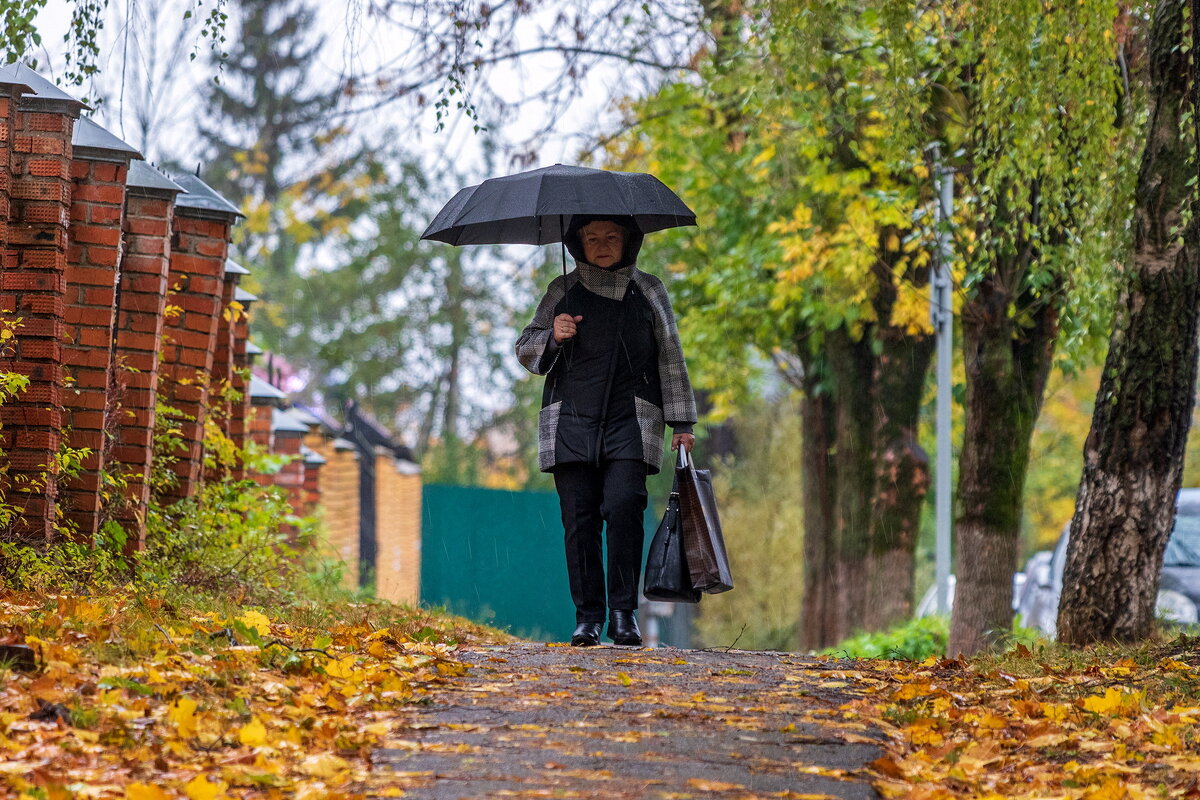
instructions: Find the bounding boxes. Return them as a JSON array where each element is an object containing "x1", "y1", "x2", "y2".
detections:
[{"x1": 559, "y1": 215, "x2": 569, "y2": 315}]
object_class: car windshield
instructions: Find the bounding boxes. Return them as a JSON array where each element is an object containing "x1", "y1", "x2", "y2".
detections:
[{"x1": 1165, "y1": 510, "x2": 1200, "y2": 566}]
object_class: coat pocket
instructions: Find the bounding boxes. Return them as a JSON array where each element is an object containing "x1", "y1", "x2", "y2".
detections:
[
  {"x1": 633, "y1": 395, "x2": 665, "y2": 470},
  {"x1": 538, "y1": 400, "x2": 563, "y2": 471}
]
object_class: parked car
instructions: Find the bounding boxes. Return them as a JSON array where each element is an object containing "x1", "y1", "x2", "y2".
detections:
[
  {"x1": 914, "y1": 573, "x2": 1026, "y2": 618},
  {"x1": 1016, "y1": 489, "x2": 1200, "y2": 637}
]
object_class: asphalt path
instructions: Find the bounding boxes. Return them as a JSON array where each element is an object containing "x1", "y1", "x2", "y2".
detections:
[{"x1": 367, "y1": 643, "x2": 885, "y2": 799}]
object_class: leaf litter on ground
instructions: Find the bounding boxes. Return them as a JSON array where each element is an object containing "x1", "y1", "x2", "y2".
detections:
[
  {"x1": 0, "y1": 589, "x2": 511, "y2": 798},
  {"x1": 841, "y1": 636, "x2": 1200, "y2": 800}
]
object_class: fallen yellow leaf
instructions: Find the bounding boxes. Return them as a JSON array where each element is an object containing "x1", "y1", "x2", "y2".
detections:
[
  {"x1": 169, "y1": 696, "x2": 198, "y2": 739},
  {"x1": 236, "y1": 610, "x2": 272, "y2": 636},
  {"x1": 299, "y1": 752, "x2": 351, "y2": 778},
  {"x1": 184, "y1": 774, "x2": 228, "y2": 800},
  {"x1": 687, "y1": 778, "x2": 745, "y2": 791},
  {"x1": 126, "y1": 784, "x2": 171, "y2": 800},
  {"x1": 237, "y1": 716, "x2": 268, "y2": 747}
]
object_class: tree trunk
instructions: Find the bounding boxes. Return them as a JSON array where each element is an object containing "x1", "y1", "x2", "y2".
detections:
[
  {"x1": 798, "y1": 319, "x2": 933, "y2": 648},
  {"x1": 950, "y1": 278, "x2": 1057, "y2": 656},
  {"x1": 827, "y1": 328, "x2": 876, "y2": 644},
  {"x1": 1058, "y1": 0, "x2": 1200, "y2": 644},
  {"x1": 864, "y1": 330, "x2": 934, "y2": 631},
  {"x1": 799, "y1": 362, "x2": 839, "y2": 651}
]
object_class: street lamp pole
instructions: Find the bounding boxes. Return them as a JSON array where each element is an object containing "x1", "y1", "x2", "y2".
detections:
[{"x1": 931, "y1": 144, "x2": 955, "y2": 616}]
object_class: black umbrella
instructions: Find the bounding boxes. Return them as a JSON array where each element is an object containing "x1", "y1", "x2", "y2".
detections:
[{"x1": 421, "y1": 163, "x2": 696, "y2": 247}]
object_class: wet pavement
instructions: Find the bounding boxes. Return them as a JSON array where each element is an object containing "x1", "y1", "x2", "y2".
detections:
[{"x1": 368, "y1": 643, "x2": 885, "y2": 799}]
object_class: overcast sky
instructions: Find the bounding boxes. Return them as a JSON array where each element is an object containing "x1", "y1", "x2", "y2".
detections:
[{"x1": 30, "y1": 0, "x2": 624, "y2": 183}]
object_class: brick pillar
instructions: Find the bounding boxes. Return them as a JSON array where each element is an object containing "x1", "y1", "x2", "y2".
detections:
[
  {"x1": 272, "y1": 408, "x2": 308, "y2": 526},
  {"x1": 225, "y1": 261, "x2": 252, "y2": 479},
  {"x1": 60, "y1": 119, "x2": 139, "y2": 539},
  {"x1": 308, "y1": 433, "x2": 359, "y2": 589},
  {"x1": 0, "y1": 80, "x2": 21, "y2": 532},
  {"x1": 156, "y1": 174, "x2": 240, "y2": 503},
  {"x1": 373, "y1": 451, "x2": 421, "y2": 604},
  {"x1": 0, "y1": 74, "x2": 82, "y2": 540},
  {"x1": 111, "y1": 161, "x2": 181, "y2": 548},
  {"x1": 301, "y1": 446, "x2": 324, "y2": 511},
  {"x1": 247, "y1": 373, "x2": 284, "y2": 488}
]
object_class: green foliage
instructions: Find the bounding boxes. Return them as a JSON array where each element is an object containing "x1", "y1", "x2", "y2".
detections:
[
  {"x1": 827, "y1": 615, "x2": 949, "y2": 661},
  {"x1": 691, "y1": 393, "x2": 805, "y2": 651},
  {"x1": 828, "y1": 614, "x2": 1046, "y2": 660},
  {"x1": 0, "y1": 0, "x2": 46, "y2": 65},
  {"x1": 139, "y1": 475, "x2": 339, "y2": 606}
]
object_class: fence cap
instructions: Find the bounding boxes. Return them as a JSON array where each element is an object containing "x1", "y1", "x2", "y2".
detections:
[
  {"x1": 173, "y1": 173, "x2": 244, "y2": 220},
  {"x1": 272, "y1": 406, "x2": 311, "y2": 434},
  {"x1": 127, "y1": 161, "x2": 184, "y2": 195},
  {"x1": 72, "y1": 117, "x2": 142, "y2": 162},
  {"x1": 249, "y1": 374, "x2": 287, "y2": 402},
  {"x1": 224, "y1": 258, "x2": 250, "y2": 275},
  {"x1": 300, "y1": 445, "x2": 327, "y2": 465},
  {"x1": 235, "y1": 286, "x2": 258, "y2": 303},
  {"x1": 0, "y1": 63, "x2": 84, "y2": 114}
]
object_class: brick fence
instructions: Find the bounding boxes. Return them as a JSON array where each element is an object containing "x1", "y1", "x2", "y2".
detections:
[{"x1": 0, "y1": 65, "x2": 421, "y2": 600}]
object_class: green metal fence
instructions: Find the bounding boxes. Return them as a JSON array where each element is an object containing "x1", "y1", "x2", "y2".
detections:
[{"x1": 420, "y1": 483, "x2": 658, "y2": 642}]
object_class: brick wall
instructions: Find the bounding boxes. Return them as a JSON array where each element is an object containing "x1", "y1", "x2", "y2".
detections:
[
  {"x1": 0, "y1": 70, "x2": 424, "y2": 607},
  {"x1": 0, "y1": 85, "x2": 80, "y2": 539},
  {"x1": 60, "y1": 155, "x2": 129, "y2": 537},
  {"x1": 156, "y1": 213, "x2": 231, "y2": 502},
  {"x1": 305, "y1": 432, "x2": 359, "y2": 588},
  {"x1": 374, "y1": 452, "x2": 421, "y2": 605},
  {"x1": 110, "y1": 164, "x2": 179, "y2": 547}
]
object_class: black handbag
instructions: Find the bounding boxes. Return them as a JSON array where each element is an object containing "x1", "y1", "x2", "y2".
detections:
[
  {"x1": 644, "y1": 452, "x2": 702, "y2": 603},
  {"x1": 676, "y1": 447, "x2": 733, "y2": 594}
]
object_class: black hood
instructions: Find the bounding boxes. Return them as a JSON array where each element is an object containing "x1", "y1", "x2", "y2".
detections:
[{"x1": 564, "y1": 214, "x2": 644, "y2": 269}]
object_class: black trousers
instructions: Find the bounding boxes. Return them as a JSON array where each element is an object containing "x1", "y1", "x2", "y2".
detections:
[{"x1": 553, "y1": 459, "x2": 649, "y2": 624}]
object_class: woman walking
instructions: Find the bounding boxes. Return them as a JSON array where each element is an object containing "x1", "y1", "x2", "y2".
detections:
[{"x1": 516, "y1": 214, "x2": 697, "y2": 647}]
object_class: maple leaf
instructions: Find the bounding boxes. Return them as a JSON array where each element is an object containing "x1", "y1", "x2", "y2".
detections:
[{"x1": 236, "y1": 610, "x2": 272, "y2": 637}]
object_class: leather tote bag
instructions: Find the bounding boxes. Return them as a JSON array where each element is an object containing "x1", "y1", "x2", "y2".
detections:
[
  {"x1": 676, "y1": 448, "x2": 734, "y2": 594},
  {"x1": 643, "y1": 467, "x2": 702, "y2": 603}
]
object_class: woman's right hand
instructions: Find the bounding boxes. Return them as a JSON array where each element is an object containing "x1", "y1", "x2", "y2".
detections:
[{"x1": 553, "y1": 313, "x2": 583, "y2": 343}]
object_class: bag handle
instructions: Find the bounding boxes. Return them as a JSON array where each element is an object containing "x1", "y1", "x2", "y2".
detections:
[{"x1": 676, "y1": 445, "x2": 691, "y2": 470}]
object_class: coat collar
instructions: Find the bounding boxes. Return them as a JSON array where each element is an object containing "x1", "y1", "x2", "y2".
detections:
[{"x1": 573, "y1": 261, "x2": 634, "y2": 301}]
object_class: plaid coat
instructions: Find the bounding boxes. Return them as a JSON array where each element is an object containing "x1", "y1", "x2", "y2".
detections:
[{"x1": 517, "y1": 261, "x2": 697, "y2": 474}]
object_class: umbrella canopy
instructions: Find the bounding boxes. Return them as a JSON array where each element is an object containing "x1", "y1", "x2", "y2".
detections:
[{"x1": 421, "y1": 163, "x2": 696, "y2": 246}]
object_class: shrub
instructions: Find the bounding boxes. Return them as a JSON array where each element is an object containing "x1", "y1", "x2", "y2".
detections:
[{"x1": 825, "y1": 615, "x2": 950, "y2": 661}]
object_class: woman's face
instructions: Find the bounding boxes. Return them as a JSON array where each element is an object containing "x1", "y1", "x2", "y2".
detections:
[{"x1": 580, "y1": 221, "x2": 627, "y2": 268}]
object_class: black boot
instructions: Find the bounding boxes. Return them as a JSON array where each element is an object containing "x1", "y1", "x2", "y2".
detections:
[
  {"x1": 570, "y1": 621, "x2": 602, "y2": 647},
  {"x1": 607, "y1": 610, "x2": 642, "y2": 646}
]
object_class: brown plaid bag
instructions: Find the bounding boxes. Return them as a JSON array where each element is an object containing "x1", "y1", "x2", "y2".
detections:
[{"x1": 676, "y1": 448, "x2": 733, "y2": 594}]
